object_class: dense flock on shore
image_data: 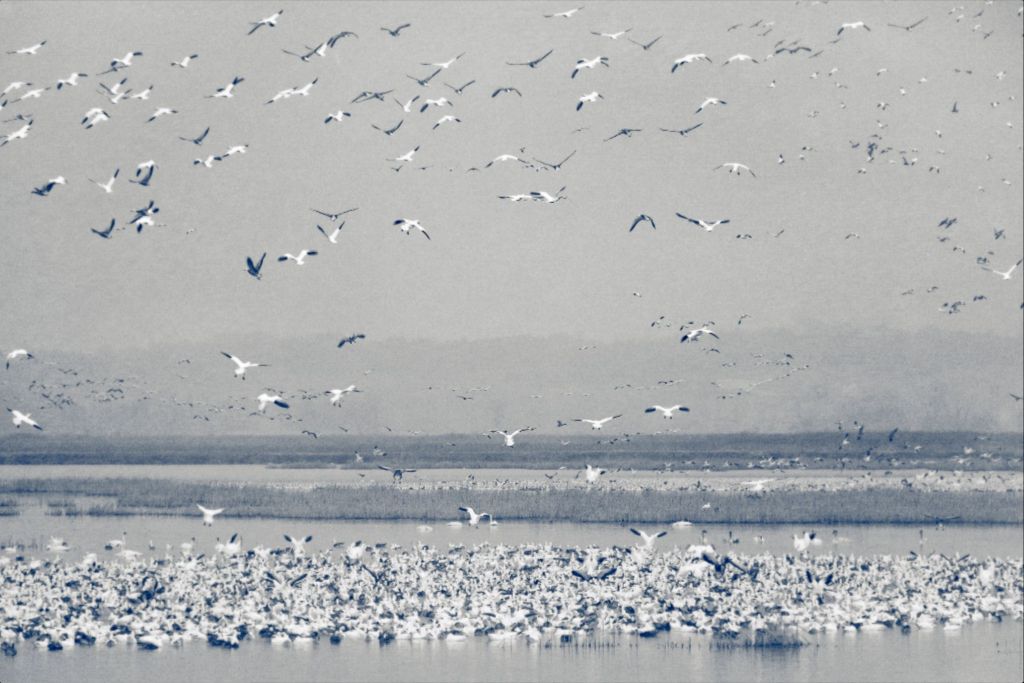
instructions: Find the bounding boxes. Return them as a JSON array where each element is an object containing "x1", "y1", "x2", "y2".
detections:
[{"x1": 1, "y1": 537, "x2": 1021, "y2": 656}]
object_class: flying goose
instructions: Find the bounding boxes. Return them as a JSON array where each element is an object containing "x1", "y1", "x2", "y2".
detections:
[
  {"x1": 394, "y1": 218, "x2": 430, "y2": 239},
  {"x1": 249, "y1": 10, "x2": 284, "y2": 35},
  {"x1": 575, "y1": 415, "x2": 622, "y2": 430},
  {"x1": 507, "y1": 49, "x2": 553, "y2": 68},
  {"x1": 209, "y1": 77, "x2": 244, "y2": 99},
  {"x1": 91, "y1": 218, "x2": 117, "y2": 239},
  {"x1": 458, "y1": 506, "x2": 491, "y2": 526},
  {"x1": 679, "y1": 324, "x2": 719, "y2": 343},
  {"x1": 7, "y1": 409, "x2": 42, "y2": 430},
  {"x1": 56, "y1": 72, "x2": 88, "y2": 90},
  {"x1": 197, "y1": 504, "x2": 223, "y2": 526},
  {"x1": 81, "y1": 108, "x2": 110, "y2": 129},
  {"x1": 571, "y1": 56, "x2": 609, "y2": 78},
  {"x1": 171, "y1": 54, "x2": 199, "y2": 68},
  {"x1": 381, "y1": 23, "x2": 411, "y2": 37},
  {"x1": 245, "y1": 253, "x2": 266, "y2": 280},
  {"x1": 283, "y1": 534, "x2": 313, "y2": 556},
  {"x1": 675, "y1": 212, "x2": 730, "y2": 231},
  {"x1": 312, "y1": 207, "x2": 358, "y2": 222},
  {"x1": 327, "y1": 385, "x2": 360, "y2": 404},
  {"x1": 5, "y1": 349, "x2": 33, "y2": 369},
  {"x1": 695, "y1": 97, "x2": 726, "y2": 113},
  {"x1": 644, "y1": 404, "x2": 690, "y2": 418},
  {"x1": 984, "y1": 259, "x2": 1022, "y2": 280},
  {"x1": 584, "y1": 464, "x2": 607, "y2": 483},
  {"x1": 490, "y1": 427, "x2": 535, "y2": 447},
  {"x1": 629, "y1": 214, "x2": 656, "y2": 232},
  {"x1": 577, "y1": 91, "x2": 603, "y2": 110},
  {"x1": 316, "y1": 223, "x2": 344, "y2": 243},
  {"x1": 256, "y1": 392, "x2": 289, "y2": 412},
  {"x1": 221, "y1": 352, "x2": 267, "y2": 379},
  {"x1": 31, "y1": 176, "x2": 66, "y2": 197},
  {"x1": 672, "y1": 54, "x2": 711, "y2": 72},
  {"x1": 8, "y1": 41, "x2": 46, "y2": 56},
  {"x1": 378, "y1": 465, "x2": 416, "y2": 481},
  {"x1": 630, "y1": 528, "x2": 668, "y2": 548},
  {"x1": 277, "y1": 249, "x2": 318, "y2": 265}
]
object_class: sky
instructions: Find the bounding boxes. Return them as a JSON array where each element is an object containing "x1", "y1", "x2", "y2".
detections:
[{"x1": 0, "y1": 1, "x2": 1021, "y2": 436}]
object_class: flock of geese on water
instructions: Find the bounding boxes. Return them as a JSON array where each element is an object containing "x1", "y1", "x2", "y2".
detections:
[{"x1": 0, "y1": 521, "x2": 1020, "y2": 654}]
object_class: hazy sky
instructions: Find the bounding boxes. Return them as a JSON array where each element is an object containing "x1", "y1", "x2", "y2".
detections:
[{"x1": 0, "y1": 1, "x2": 1021, "y2": 434}]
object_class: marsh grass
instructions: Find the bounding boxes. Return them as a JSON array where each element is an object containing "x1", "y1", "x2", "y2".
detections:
[
  {"x1": 0, "y1": 477, "x2": 1020, "y2": 524},
  {"x1": 713, "y1": 625, "x2": 806, "y2": 649}
]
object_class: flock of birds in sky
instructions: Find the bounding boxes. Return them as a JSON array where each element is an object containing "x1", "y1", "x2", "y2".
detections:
[{"x1": 1, "y1": 1, "x2": 1022, "y2": 440}]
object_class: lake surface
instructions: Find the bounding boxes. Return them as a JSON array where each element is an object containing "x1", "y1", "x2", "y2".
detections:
[
  {"x1": 2, "y1": 623, "x2": 1021, "y2": 683},
  {"x1": 4, "y1": 496, "x2": 1023, "y2": 559}
]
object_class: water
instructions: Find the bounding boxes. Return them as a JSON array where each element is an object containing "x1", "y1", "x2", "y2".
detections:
[
  {"x1": 2, "y1": 623, "x2": 1021, "y2": 683},
  {"x1": 4, "y1": 497, "x2": 1022, "y2": 559}
]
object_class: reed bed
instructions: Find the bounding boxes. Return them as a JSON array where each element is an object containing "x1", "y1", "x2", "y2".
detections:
[{"x1": 0, "y1": 477, "x2": 1020, "y2": 524}]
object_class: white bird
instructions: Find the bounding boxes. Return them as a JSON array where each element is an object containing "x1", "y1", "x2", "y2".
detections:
[
  {"x1": 837, "y1": 21, "x2": 871, "y2": 35},
  {"x1": 577, "y1": 91, "x2": 603, "y2": 110},
  {"x1": 630, "y1": 528, "x2": 668, "y2": 549},
  {"x1": 392, "y1": 146, "x2": 420, "y2": 163},
  {"x1": 316, "y1": 223, "x2": 344, "y2": 243},
  {"x1": 56, "y1": 73, "x2": 88, "y2": 90},
  {"x1": 197, "y1": 504, "x2": 223, "y2": 526},
  {"x1": 644, "y1": 404, "x2": 690, "y2": 418},
  {"x1": 671, "y1": 54, "x2": 711, "y2": 73},
  {"x1": 545, "y1": 7, "x2": 582, "y2": 18},
  {"x1": 146, "y1": 107, "x2": 178, "y2": 123},
  {"x1": 675, "y1": 213, "x2": 730, "y2": 231},
  {"x1": 222, "y1": 144, "x2": 248, "y2": 157},
  {"x1": 591, "y1": 29, "x2": 630, "y2": 40},
  {"x1": 210, "y1": 77, "x2": 244, "y2": 99},
  {"x1": 458, "y1": 507, "x2": 491, "y2": 527},
  {"x1": 31, "y1": 177, "x2": 66, "y2": 197},
  {"x1": 171, "y1": 54, "x2": 199, "y2": 68},
  {"x1": 714, "y1": 162, "x2": 756, "y2": 177},
  {"x1": 394, "y1": 218, "x2": 431, "y2": 239},
  {"x1": 220, "y1": 352, "x2": 267, "y2": 379},
  {"x1": 584, "y1": 464, "x2": 607, "y2": 484},
  {"x1": 7, "y1": 409, "x2": 42, "y2": 431},
  {"x1": 433, "y1": 115, "x2": 461, "y2": 129},
  {"x1": 490, "y1": 427, "x2": 535, "y2": 447},
  {"x1": 18, "y1": 87, "x2": 48, "y2": 100},
  {"x1": 8, "y1": 41, "x2": 46, "y2": 56},
  {"x1": 679, "y1": 325, "x2": 719, "y2": 343},
  {"x1": 81, "y1": 108, "x2": 110, "y2": 129},
  {"x1": 396, "y1": 95, "x2": 420, "y2": 113},
  {"x1": 574, "y1": 415, "x2": 622, "y2": 430},
  {"x1": 106, "y1": 51, "x2": 143, "y2": 72},
  {"x1": 695, "y1": 97, "x2": 726, "y2": 113},
  {"x1": 485, "y1": 154, "x2": 523, "y2": 168},
  {"x1": 5, "y1": 349, "x2": 33, "y2": 369},
  {"x1": 1, "y1": 121, "x2": 32, "y2": 146},
  {"x1": 422, "y1": 54, "x2": 464, "y2": 70},
  {"x1": 249, "y1": 10, "x2": 284, "y2": 35},
  {"x1": 283, "y1": 534, "x2": 312, "y2": 556},
  {"x1": 130, "y1": 85, "x2": 154, "y2": 100},
  {"x1": 743, "y1": 478, "x2": 774, "y2": 493},
  {"x1": 193, "y1": 154, "x2": 221, "y2": 168},
  {"x1": 291, "y1": 78, "x2": 318, "y2": 97},
  {"x1": 985, "y1": 259, "x2": 1022, "y2": 280},
  {"x1": 256, "y1": 393, "x2": 289, "y2": 412},
  {"x1": 723, "y1": 53, "x2": 758, "y2": 65},
  {"x1": 324, "y1": 110, "x2": 351, "y2": 124},
  {"x1": 89, "y1": 168, "x2": 119, "y2": 193},
  {"x1": 327, "y1": 385, "x2": 360, "y2": 404},
  {"x1": 419, "y1": 97, "x2": 452, "y2": 112},
  {"x1": 571, "y1": 56, "x2": 609, "y2": 78},
  {"x1": 277, "y1": 250, "x2": 318, "y2": 265}
]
